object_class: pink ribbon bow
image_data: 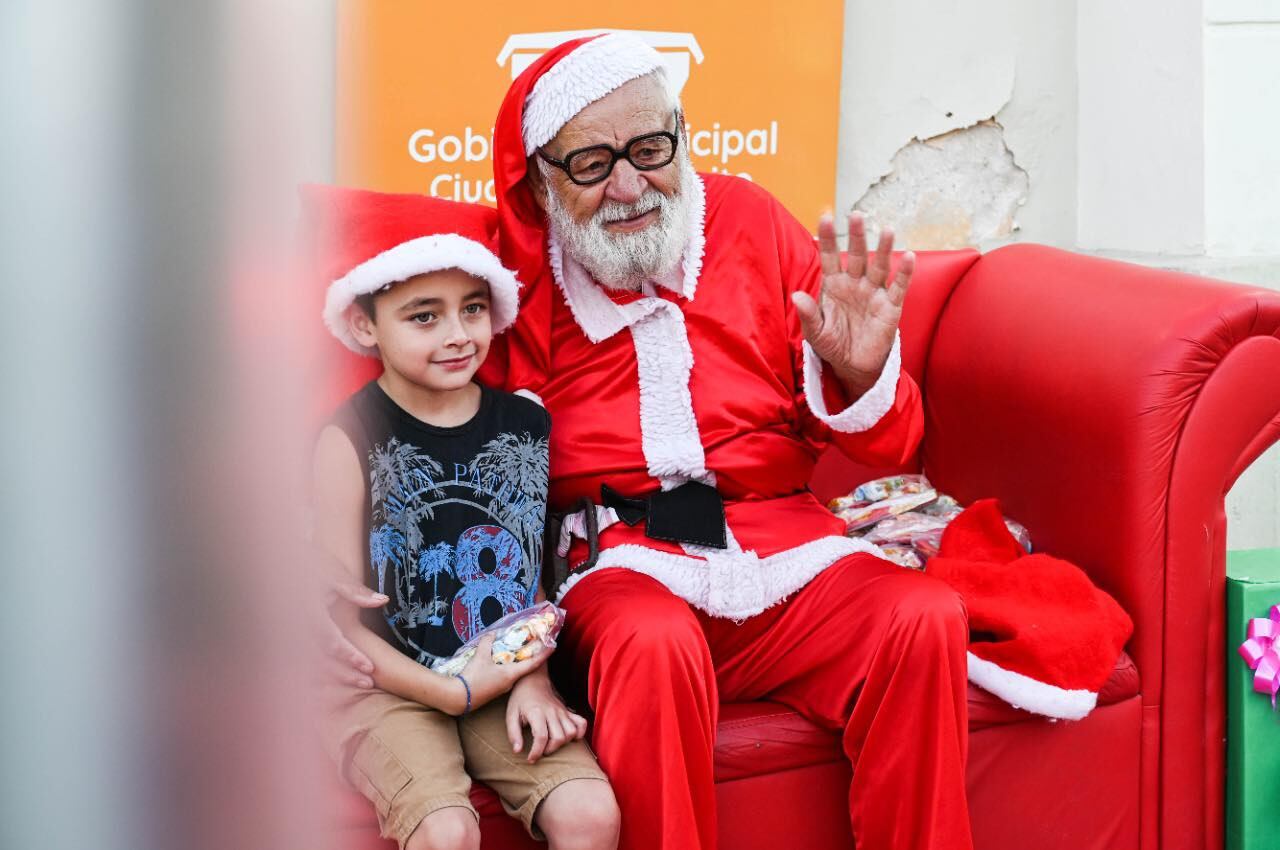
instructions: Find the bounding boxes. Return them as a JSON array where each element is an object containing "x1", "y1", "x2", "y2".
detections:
[{"x1": 1239, "y1": 604, "x2": 1280, "y2": 709}]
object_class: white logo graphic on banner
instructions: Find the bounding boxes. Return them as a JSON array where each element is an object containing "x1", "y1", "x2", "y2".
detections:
[
  {"x1": 409, "y1": 28, "x2": 778, "y2": 201},
  {"x1": 495, "y1": 29, "x2": 704, "y2": 93}
]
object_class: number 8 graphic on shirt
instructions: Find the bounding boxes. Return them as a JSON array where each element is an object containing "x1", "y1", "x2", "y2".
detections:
[{"x1": 452, "y1": 525, "x2": 527, "y2": 640}]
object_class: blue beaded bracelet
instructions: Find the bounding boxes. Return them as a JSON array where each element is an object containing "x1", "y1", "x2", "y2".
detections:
[{"x1": 457, "y1": 673, "x2": 473, "y2": 716}]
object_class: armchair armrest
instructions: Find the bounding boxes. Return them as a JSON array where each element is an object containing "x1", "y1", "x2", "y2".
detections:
[{"x1": 919, "y1": 243, "x2": 1280, "y2": 850}]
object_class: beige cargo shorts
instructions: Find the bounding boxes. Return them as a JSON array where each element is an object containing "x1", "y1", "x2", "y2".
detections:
[{"x1": 325, "y1": 686, "x2": 607, "y2": 847}]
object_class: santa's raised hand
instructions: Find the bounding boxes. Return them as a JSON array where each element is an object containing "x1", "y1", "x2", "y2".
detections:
[{"x1": 791, "y1": 211, "x2": 913, "y2": 397}]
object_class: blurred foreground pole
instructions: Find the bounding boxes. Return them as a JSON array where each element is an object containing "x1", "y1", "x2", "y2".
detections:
[{"x1": 1, "y1": 2, "x2": 336, "y2": 848}]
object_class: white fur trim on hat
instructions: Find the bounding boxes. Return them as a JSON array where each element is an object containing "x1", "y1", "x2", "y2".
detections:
[
  {"x1": 523, "y1": 33, "x2": 671, "y2": 155},
  {"x1": 966, "y1": 652, "x2": 1098, "y2": 721},
  {"x1": 323, "y1": 233, "x2": 522, "y2": 357}
]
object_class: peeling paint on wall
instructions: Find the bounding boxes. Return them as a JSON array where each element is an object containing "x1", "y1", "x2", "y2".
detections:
[
  {"x1": 853, "y1": 121, "x2": 1029, "y2": 250},
  {"x1": 836, "y1": 1, "x2": 1077, "y2": 247}
]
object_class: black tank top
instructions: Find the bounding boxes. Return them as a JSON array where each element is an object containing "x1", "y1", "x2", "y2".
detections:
[{"x1": 332, "y1": 381, "x2": 550, "y2": 667}]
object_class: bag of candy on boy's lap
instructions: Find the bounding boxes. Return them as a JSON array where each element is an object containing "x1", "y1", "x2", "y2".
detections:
[{"x1": 430, "y1": 601, "x2": 565, "y2": 677}]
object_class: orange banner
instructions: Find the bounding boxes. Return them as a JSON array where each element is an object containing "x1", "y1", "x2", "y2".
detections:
[{"x1": 336, "y1": 2, "x2": 844, "y2": 228}]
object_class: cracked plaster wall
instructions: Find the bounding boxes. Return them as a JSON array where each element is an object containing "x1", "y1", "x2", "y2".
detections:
[
  {"x1": 836, "y1": 0, "x2": 1077, "y2": 250},
  {"x1": 833, "y1": 0, "x2": 1277, "y2": 548},
  {"x1": 854, "y1": 121, "x2": 1029, "y2": 250}
]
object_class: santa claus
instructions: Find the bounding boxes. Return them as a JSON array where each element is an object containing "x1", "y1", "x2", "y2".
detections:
[
  {"x1": 478, "y1": 32, "x2": 973, "y2": 850},
  {"x1": 327, "y1": 31, "x2": 974, "y2": 850}
]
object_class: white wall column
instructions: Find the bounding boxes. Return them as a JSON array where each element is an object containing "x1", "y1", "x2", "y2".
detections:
[
  {"x1": 1077, "y1": 0, "x2": 1207, "y2": 253},
  {"x1": 1204, "y1": 2, "x2": 1280, "y2": 256}
]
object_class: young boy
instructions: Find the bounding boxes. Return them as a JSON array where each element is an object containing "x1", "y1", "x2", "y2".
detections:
[{"x1": 310, "y1": 186, "x2": 619, "y2": 850}]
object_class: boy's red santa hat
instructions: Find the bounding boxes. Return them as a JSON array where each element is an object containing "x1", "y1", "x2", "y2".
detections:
[
  {"x1": 484, "y1": 32, "x2": 674, "y2": 390},
  {"x1": 307, "y1": 185, "x2": 521, "y2": 357}
]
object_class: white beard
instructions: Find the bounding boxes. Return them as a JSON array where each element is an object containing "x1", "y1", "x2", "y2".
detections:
[{"x1": 543, "y1": 152, "x2": 697, "y2": 292}]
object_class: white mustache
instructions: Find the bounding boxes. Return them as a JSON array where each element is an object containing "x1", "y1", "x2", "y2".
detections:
[{"x1": 598, "y1": 195, "x2": 662, "y2": 225}]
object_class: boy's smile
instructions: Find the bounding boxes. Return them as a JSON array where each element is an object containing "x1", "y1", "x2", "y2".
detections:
[{"x1": 433, "y1": 352, "x2": 476, "y2": 370}]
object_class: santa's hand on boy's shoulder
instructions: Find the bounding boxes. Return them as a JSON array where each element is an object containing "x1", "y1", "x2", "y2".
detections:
[
  {"x1": 506, "y1": 671, "x2": 589, "y2": 764},
  {"x1": 456, "y1": 634, "x2": 550, "y2": 713}
]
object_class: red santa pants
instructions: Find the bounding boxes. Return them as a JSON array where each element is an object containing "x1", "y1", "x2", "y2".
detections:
[{"x1": 553, "y1": 552, "x2": 973, "y2": 850}]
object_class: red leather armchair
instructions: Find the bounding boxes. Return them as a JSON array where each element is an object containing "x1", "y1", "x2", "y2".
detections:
[{"x1": 329, "y1": 245, "x2": 1280, "y2": 850}]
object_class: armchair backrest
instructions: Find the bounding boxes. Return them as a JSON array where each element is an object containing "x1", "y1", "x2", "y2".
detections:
[{"x1": 884, "y1": 242, "x2": 1280, "y2": 850}]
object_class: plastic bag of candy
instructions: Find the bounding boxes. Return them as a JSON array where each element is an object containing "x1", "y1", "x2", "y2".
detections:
[
  {"x1": 430, "y1": 601, "x2": 565, "y2": 677},
  {"x1": 909, "y1": 528, "x2": 943, "y2": 560},
  {"x1": 918, "y1": 494, "x2": 963, "y2": 521},
  {"x1": 895, "y1": 516, "x2": 1032, "y2": 561},
  {"x1": 832, "y1": 474, "x2": 934, "y2": 508},
  {"x1": 877, "y1": 544, "x2": 925, "y2": 570},
  {"x1": 862, "y1": 511, "x2": 950, "y2": 546},
  {"x1": 1002, "y1": 517, "x2": 1033, "y2": 553},
  {"x1": 828, "y1": 475, "x2": 938, "y2": 533},
  {"x1": 830, "y1": 474, "x2": 1035, "y2": 565}
]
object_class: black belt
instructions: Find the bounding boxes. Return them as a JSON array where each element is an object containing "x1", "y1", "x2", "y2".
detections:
[
  {"x1": 542, "y1": 481, "x2": 727, "y2": 599},
  {"x1": 601, "y1": 480, "x2": 727, "y2": 549}
]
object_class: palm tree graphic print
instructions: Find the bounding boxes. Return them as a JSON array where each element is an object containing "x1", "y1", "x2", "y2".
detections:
[{"x1": 367, "y1": 433, "x2": 549, "y2": 664}]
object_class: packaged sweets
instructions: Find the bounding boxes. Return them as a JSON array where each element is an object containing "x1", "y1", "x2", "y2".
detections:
[
  {"x1": 829, "y1": 475, "x2": 938, "y2": 533},
  {"x1": 430, "y1": 602, "x2": 565, "y2": 677},
  {"x1": 918, "y1": 494, "x2": 963, "y2": 521},
  {"x1": 894, "y1": 518, "x2": 1030, "y2": 561},
  {"x1": 831, "y1": 488, "x2": 938, "y2": 533},
  {"x1": 863, "y1": 511, "x2": 950, "y2": 546},
  {"x1": 877, "y1": 544, "x2": 925, "y2": 570},
  {"x1": 912, "y1": 529, "x2": 945, "y2": 560},
  {"x1": 831, "y1": 474, "x2": 1034, "y2": 565},
  {"x1": 849, "y1": 474, "x2": 934, "y2": 506},
  {"x1": 1004, "y1": 517, "x2": 1033, "y2": 553}
]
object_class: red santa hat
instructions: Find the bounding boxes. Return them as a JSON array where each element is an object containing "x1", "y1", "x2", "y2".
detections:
[
  {"x1": 520, "y1": 32, "x2": 673, "y2": 156},
  {"x1": 483, "y1": 32, "x2": 672, "y2": 393},
  {"x1": 926, "y1": 500, "x2": 1134, "y2": 721},
  {"x1": 305, "y1": 184, "x2": 521, "y2": 357}
]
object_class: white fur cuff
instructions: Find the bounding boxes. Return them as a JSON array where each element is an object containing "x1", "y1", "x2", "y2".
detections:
[{"x1": 802, "y1": 332, "x2": 902, "y2": 433}]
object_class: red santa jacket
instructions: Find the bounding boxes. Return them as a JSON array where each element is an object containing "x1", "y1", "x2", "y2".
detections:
[{"x1": 482, "y1": 173, "x2": 924, "y2": 619}]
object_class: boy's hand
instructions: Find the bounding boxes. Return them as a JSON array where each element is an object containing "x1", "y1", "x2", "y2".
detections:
[
  {"x1": 506, "y1": 669, "x2": 588, "y2": 763},
  {"x1": 454, "y1": 634, "x2": 549, "y2": 715}
]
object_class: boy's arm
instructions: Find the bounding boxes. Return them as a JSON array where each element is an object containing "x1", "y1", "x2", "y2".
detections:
[
  {"x1": 312, "y1": 425, "x2": 548, "y2": 715},
  {"x1": 313, "y1": 425, "x2": 468, "y2": 714}
]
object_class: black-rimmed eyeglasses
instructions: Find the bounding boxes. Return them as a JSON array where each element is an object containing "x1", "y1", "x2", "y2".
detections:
[{"x1": 537, "y1": 123, "x2": 680, "y2": 187}]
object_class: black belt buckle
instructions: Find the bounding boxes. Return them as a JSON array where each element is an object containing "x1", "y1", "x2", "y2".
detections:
[
  {"x1": 600, "y1": 484, "x2": 646, "y2": 527},
  {"x1": 602, "y1": 481, "x2": 727, "y2": 549}
]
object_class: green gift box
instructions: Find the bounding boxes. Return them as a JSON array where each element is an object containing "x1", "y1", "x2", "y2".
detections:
[{"x1": 1226, "y1": 548, "x2": 1280, "y2": 850}]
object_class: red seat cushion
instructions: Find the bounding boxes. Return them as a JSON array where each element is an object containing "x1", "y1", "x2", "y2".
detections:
[
  {"x1": 712, "y1": 650, "x2": 1139, "y2": 780},
  {"x1": 332, "y1": 649, "x2": 1139, "y2": 836}
]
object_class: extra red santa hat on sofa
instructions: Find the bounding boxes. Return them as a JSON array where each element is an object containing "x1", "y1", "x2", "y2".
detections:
[
  {"x1": 486, "y1": 32, "x2": 674, "y2": 390},
  {"x1": 927, "y1": 499, "x2": 1134, "y2": 721},
  {"x1": 308, "y1": 184, "x2": 521, "y2": 357}
]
